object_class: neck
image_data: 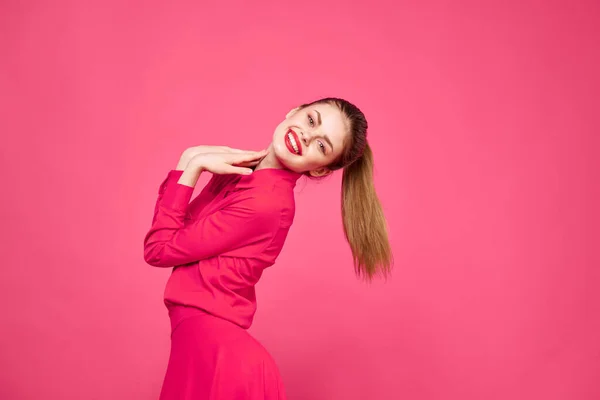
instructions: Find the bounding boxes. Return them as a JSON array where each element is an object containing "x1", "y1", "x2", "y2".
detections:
[{"x1": 254, "y1": 146, "x2": 284, "y2": 171}]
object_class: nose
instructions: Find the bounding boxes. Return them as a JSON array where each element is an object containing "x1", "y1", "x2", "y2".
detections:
[{"x1": 300, "y1": 130, "x2": 313, "y2": 146}]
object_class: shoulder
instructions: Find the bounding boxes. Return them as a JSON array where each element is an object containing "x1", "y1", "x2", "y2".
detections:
[
  {"x1": 258, "y1": 181, "x2": 296, "y2": 212},
  {"x1": 228, "y1": 182, "x2": 296, "y2": 225},
  {"x1": 242, "y1": 184, "x2": 294, "y2": 213}
]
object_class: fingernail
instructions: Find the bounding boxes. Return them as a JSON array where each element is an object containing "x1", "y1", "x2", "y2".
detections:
[{"x1": 245, "y1": 169, "x2": 253, "y2": 174}]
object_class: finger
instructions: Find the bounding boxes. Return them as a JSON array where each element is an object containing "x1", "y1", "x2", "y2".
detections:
[
  {"x1": 236, "y1": 153, "x2": 267, "y2": 165},
  {"x1": 237, "y1": 148, "x2": 268, "y2": 154},
  {"x1": 235, "y1": 159, "x2": 261, "y2": 168},
  {"x1": 238, "y1": 149, "x2": 267, "y2": 156},
  {"x1": 230, "y1": 151, "x2": 267, "y2": 163},
  {"x1": 222, "y1": 165, "x2": 254, "y2": 175},
  {"x1": 225, "y1": 147, "x2": 265, "y2": 154},
  {"x1": 211, "y1": 146, "x2": 250, "y2": 154},
  {"x1": 222, "y1": 147, "x2": 246, "y2": 153}
]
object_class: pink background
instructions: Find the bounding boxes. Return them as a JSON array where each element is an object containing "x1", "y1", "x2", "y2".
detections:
[{"x1": 1, "y1": 1, "x2": 598, "y2": 399}]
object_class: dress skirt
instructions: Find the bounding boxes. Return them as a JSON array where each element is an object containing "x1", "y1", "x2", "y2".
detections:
[{"x1": 159, "y1": 305, "x2": 287, "y2": 400}]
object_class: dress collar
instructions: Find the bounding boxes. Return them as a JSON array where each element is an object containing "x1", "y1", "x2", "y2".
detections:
[{"x1": 236, "y1": 167, "x2": 302, "y2": 188}]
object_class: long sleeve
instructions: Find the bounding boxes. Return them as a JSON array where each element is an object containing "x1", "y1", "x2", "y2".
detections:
[
  {"x1": 151, "y1": 170, "x2": 186, "y2": 225},
  {"x1": 143, "y1": 171, "x2": 280, "y2": 268}
]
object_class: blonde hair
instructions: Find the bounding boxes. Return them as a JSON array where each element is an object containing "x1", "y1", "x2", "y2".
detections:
[
  {"x1": 302, "y1": 98, "x2": 393, "y2": 280},
  {"x1": 341, "y1": 143, "x2": 393, "y2": 280}
]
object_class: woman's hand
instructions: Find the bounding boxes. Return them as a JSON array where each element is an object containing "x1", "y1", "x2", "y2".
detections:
[
  {"x1": 190, "y1": 150, "x2": 268, "y2": 175},
  {"x1": 176, "y1": 145, "x2": 255, "y2": 170},
  {"x1": 177, "y1": 149, "x2": 268, "y2": 187}
]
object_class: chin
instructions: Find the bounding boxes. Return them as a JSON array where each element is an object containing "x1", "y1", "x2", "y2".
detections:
[
  {"x1": 274, "y1": 152, "x2": 303, "y2": 173},
  {"x1": 273, "y1": 147, "x2": 306, "y2": 173}
]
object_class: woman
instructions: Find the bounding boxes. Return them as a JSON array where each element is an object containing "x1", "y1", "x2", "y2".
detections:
[{"x1": 144, "y1": 97, "x2": 393, "y2": 399}]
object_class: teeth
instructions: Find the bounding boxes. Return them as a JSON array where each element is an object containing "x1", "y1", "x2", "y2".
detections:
[{"x1": 288, "y1": 132, "x2": 299, "y2": 154}]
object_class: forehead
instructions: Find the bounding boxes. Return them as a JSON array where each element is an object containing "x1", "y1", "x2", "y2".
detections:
[{"x1": 306, "y1": 103, "x2": 349, "y2": 141}]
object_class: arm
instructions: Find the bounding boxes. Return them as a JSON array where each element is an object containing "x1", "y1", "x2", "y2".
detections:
[
  {"x1": 150, "y1": 145, "x2": 265, "y2": 225},
  {"x1": 144, "y1": 150, "x2": 273, "y2": 268},
  {"x1": 150, "y1": 147, "x2": 218, "y2": 224},
  {"x1": 143, "y1": 194, "x2": 278, "y2": 267}
]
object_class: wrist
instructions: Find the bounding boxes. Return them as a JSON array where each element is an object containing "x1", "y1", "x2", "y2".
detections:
[
  {"x1": 176, "y1": 154, "x2": 191, "y2": 170},
  {"x1": 186, "y1": 156, "x2": 206, "y2": 171},
  {"x1": 177, "y1": 163, "x2": 203, "y2": 187},
  {"x1": 175, "y1": 160, "x2": 189, "y2": 171}
]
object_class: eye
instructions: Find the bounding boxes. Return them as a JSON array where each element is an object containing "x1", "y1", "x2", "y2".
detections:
[
  {"x1": 308, "y1": 114, "x2": 315, "y2": 127},
  {"x1": 318, "y1": 141, "x2": 326, "y2": 154}
]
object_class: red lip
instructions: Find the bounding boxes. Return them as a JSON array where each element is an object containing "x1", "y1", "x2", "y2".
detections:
[{"x1": 285, "y1": 129, "x2": 302, "y2": 155}]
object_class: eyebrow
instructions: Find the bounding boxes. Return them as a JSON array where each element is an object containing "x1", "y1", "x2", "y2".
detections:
[
  {"x1": 323, "y1": 134, "x2": 333, "y2": 151},
  {"x1": 315, "y1": 109, "x2": 322, "y2": 126},
  {"x1": 313, "y1": 109, "x2": 333, "y2": 151}
]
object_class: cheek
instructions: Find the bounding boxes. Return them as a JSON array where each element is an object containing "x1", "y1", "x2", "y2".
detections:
[
  {"x1": 272, "y1": 128, "x2": 287, "y2": 152},
  {"x1": 273, "y1": 149, "x2": 313, "y2": 173},
  {"x1": 291, "y1": 153, "x2": 325, "y2": 172},
  {"x1": 272, "y1": 134, "x2": 328, "y2": 172},
  {"x1": 272, "y1": 140, "x2": 288, "y2": 162}
]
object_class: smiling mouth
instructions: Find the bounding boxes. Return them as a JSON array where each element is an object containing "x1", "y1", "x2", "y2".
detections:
[{"x1": 285, "y1": 129, "x2": 302, "y2": 155}]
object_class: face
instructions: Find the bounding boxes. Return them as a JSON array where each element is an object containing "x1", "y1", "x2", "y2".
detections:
[{"x1": 271, "y1": 102, "x2": 350, "y2": 176}]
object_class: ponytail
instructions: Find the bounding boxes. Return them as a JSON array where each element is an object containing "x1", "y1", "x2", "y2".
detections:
[
  {"x1": 300, "y1": 97, "x2": 393, "y2": 280},
  {"x1": 341, "y1": 143, "x2": 393, "y2": 280}
]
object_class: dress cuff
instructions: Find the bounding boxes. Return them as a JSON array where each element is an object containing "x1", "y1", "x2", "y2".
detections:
[
  {"x1": 159, "y1": 170, "x2": 194, "y2": 211},
  {"x1": 159, "y1": 170, "x2": 184, "y2": 194}
]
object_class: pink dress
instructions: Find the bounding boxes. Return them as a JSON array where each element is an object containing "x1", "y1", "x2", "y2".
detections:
[{"x1": 144, "y1": 168, "x2": 301, "y2": 399}]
